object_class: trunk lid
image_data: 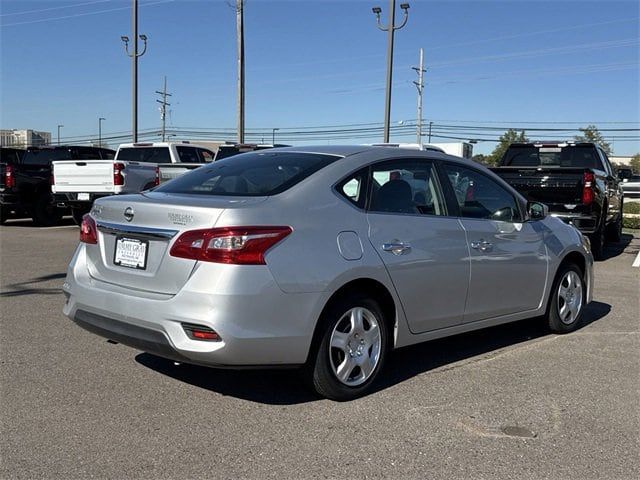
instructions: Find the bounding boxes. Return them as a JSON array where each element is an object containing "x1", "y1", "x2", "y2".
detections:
[
  {"x1": 85, "y1": 192, "x2": 266, "y2": 294},
  {"x1": 53, "y1": 160, "x2": 115, "y2": 193}
]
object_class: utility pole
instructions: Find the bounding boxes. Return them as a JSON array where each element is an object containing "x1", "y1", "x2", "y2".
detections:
[
  {"x1": 428, "y1": 121, "x2": 433, "y2": 143},
  {"x1": 57, "y1": 125, "x2": 63, "y2": 145},
  {"x1": 155, "y1": 76, "x2": 172, "y2": 142},
  {"x1": 412, "y1": 48, "x2": 426, "y2": 145},
  {"x1": 236, "y1": 0, "x2": 245, "y2": 144},
  {"x1": 121, "y1": 0, "x2": 148, "y2": 143},
  {"x1": 372, "y1": 1, "x2": 410, "y2": 143},
  {"x1": 98, "y1": 117, "x2": 105, "y2": 147}
]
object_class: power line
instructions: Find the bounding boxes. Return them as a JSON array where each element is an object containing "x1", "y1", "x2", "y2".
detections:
[{"x1": 0, "y1": 0, "x2": 111, "y2": 17}]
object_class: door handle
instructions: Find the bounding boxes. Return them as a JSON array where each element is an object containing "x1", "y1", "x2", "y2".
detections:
[
  {"x1": 470, "y1": 239, "x2": 493, "y2": 252},
  {"x1": 382, "y1": 242, "x2": 411, "y2": 255}
]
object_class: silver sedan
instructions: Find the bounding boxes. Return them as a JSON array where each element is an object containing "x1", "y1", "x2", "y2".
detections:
[{"x1": 63, "y1": 146, "x2": 593, "y2": 400}]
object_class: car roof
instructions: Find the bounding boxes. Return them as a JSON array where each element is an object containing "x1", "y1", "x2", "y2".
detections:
[{"x1": 264, "y1": 145, "x2": 454, "y2": 158}]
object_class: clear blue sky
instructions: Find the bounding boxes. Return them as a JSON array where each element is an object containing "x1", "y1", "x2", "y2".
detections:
[{"x1": 1, "y1": 0, "x2": 639, "y2": 155}]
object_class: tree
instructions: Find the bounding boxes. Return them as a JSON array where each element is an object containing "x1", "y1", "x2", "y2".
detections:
[
  {"x1": 471, "y1": 154, "x2": 487, "y2": 165},
  {"x1": 574, "y1": 125, "x2": 611, "y2": 154},
  {"x1": 487, "y1": 129, "x2": 528, "y2": 166},
  {"x1": 630, "y1": 153, "x2": 640, "y2": 174}
]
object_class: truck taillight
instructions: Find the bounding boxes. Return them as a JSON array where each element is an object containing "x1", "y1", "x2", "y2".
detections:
[
  {"x1": 80, "y1": 214, "x2": 98, "y2": 244},
  {"x1": 169, "y1": 226, "x2": 292, "y2": 265},
  {"x1": 582, "y1": 172, "x2": 595, "y2": 206},
  {"x1": 154, "y1": 166, "x2": 160, "y2": 186},
  {"x1": 113, "y1": 162, "x2": 125, "y2": 186},
  {"x1": 5, "y1": 164, "x2": 15, "y2": 188}
]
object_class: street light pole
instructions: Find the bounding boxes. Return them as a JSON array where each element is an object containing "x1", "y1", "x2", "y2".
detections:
[
  {"x1": 372, "y1": 1, "x2": 410, "y2": 143},
  {"x1": 98, "y1": 117, "x2": 105, "y2": 147},
  {"x1": 272, "y1": 128, "x2": 279, "y2": 145},
  {"x1": 236, "y1": 0, "x2": 245, "y2": 144},
  {"x1": 121, "y1": 0, "x2": 148, "y2": 143},
  {"x1": 57, "y1": 124, "x2": 63, "y2": 145}
]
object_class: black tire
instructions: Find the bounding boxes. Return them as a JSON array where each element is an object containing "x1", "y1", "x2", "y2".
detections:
[
  {"x1": 546, "y1": 263, "x2": 586, "y2": 334},
  {"x1": 309, "y1": 294, "x2": 389, "y2": 401},
  {"x1": 31, "y1": 192, "x2": 62, "y2": 226},
  {"x1": 71, "y1": 207, "x2": 88, "y2": 226},
  {"x1": 0, "y1": 207, "x2": 7, "y2": 225},
  {"x1": 606, "y1": 201, "x2": 623, "y2": 243},
  {"x1": 589, "y1": 223, "x2": 605, "y2": 260}
]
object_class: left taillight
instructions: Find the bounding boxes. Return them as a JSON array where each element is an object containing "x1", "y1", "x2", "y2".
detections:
[
  {"x1": 5, "y1": 164, "x2": 15, "y2": 189},
  {"x1": 80, "y1": 214, "x2": 98, "y2": 244},
  {"x1": 169, "y1": 226, "x2": 292, "y2": 265}
]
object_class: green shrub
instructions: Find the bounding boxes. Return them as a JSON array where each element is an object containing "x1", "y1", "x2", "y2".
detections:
[{"x1": 623, "y1": 202, "x2": 640, "y2": 214}]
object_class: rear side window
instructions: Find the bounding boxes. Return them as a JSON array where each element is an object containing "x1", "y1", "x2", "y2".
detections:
[
  {"x1": 156, "y1": 152, "x2": 339, "y2": 196},
  {"x1": 116, "y1": 147, "x2": 171, "y2": 163},
  {"x1": 176, "y1": 146, "x2": 201, "y2": 163},
  {"x1": 502, "y1": 145, "x2": 603, "y2": 169},
  {"x1": 22, "y1": 149, "x2": 72, "y2": 165}
]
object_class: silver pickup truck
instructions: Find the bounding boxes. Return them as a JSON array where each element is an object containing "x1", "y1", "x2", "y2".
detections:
[{"x1": 52, "y1": 142, "x2": 215, "y2": 224}]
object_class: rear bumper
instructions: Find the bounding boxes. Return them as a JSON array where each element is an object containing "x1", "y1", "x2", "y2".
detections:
[
  {"x1": 63, "y1": 245, "x2": 322, "y2": 367},
  {"x1": 54, "y1": 192, "x2": 112, "y2": 208},
  {"x1": 550, "y1": 213, "x2": 599, "y2": 234}
]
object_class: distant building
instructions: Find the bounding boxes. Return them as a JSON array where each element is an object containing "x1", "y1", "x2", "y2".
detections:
[
  {"x1": 610, "y1": 156, "x2": 634, "y2": 167},
  {"x1": 0, "y1": 129, "x2": 51, "y2": 147}
]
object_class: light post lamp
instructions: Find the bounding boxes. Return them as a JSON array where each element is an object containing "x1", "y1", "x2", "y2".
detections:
[
  {"x1": 98, "y1": 117, "x2": 105, "y2": 147},
  {"x1": 121, "y1": 0, "x2": 148, "y2": 143},
  {"x1": 272, "y1": 128, "x2": 279, "y2": 145},
  {"x1": 372, "y1": 1, "x2": 410, "y2": 143},
  {"x1": 57, "y1": 124, "x2": 64, "y2": 145}
]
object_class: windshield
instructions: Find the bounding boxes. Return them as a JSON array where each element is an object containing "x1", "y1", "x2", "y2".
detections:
[
  {"x1": 155, "y1": 151, "x2": 339, "y2": 196},
  {"x1": 502, "y1": 145, "x2": 603, "y2": 169},
  {"x1": 116, "y1": 147, "x2": 171, "y2": 163}
]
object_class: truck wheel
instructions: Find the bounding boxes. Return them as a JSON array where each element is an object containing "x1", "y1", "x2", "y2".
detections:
[
  {"x1": 71, "y1": 207, "x2": 89, "y2": 226},
  {"x1": 589, "y1": 224, "x2": 605, "y2": 260},
  {"x1": 0, "y1": 207, "x2": 7, "y2": 225},
  {"x1": 546, "y1": 263, "x2": 585, "y2": 334},
  {"x1": 31, "y1": 192, "x2": 62, "y2": 226},
  {"x1": 308, "y1": 294, "x2": 388, "y2": 401},
  {"x1": 606, "y1": 201, "x2": 623, "y2": 243}
]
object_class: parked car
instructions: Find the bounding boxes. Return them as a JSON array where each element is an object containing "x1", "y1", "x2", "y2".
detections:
[
  {"x1": 52, "y1": 142, "x2": 215, "y2": 225},
  {"x1": 491, "y1": 141, "x2": 623, "y2": 259},
  {"x1": 214, "y1": 143, "x2": 289, "y2": 161},
  {"x1": 621, "y1": 174, "x2": 640, "y2": 199},
  {"x1": 1, "y1": 145, "x2": 114, "y2": 225},
  {"x1": 63, "y1": 146, "x2": 593, "y2": 400}
]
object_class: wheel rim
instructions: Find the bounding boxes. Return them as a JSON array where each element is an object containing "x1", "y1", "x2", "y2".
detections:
[
  {"x1": 329, "y1": 307, "x2": 382, "y2": 387},
  {"x1": 557, "y1": 270, "x2": 583, "y2": 325}
]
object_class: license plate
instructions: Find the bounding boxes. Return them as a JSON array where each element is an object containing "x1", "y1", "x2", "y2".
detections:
[
  {"x1": 114, "y1": 237, "x2": 148, "y2": 270},
  {"x1": 78, "y1": 193, "x2": 90, "y2": 201}
]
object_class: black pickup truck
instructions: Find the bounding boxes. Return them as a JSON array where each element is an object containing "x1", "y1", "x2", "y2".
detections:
[
  {"x1": 1, "y1": 145, "x2": 115, "y2": 225},
  {"x1": 491, "y1": 142, "x2": 624, "y2": 259}
]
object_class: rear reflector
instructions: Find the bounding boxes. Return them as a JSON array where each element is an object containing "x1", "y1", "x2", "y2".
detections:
[
  {"x1": 182, "y1": 323, "x2": 220, "y2": 341},
  {"x1": 170, "y1": 226, "x2": 292, "y2": 265},
  {"x1": 80, "y1": 214, "x2": 98, "y2": 244}
]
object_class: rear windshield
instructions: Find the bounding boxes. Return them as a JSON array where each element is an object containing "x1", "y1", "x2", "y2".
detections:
[
  {"x1": 502, "y1": 145, "x2": 603, "y2": 169},
  {"x1": 22, "y1": 149, "x2": 73, "y2": 165},
  {"x1": 116, "y1": 147, "x2": 171, "y2": 163},
  {"x1": 155, "y1": 151, "x2": 339, "y2": 196}
]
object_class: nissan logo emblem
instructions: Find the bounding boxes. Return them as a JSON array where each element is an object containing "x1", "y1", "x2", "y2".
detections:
[{"x1": 124, "y1": 207, "x2": 134, "y2": 222}]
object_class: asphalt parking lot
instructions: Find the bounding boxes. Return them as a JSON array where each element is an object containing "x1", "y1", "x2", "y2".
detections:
[{"x1": 1, "y1": 219, "x2": 639, "y2": 480}]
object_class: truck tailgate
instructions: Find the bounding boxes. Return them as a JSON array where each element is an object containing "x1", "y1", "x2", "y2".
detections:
[
  {"x1": 491, "y1": 167, "x2": 585, "y2": 205},
  {"x1": 52, "y1": 160, "x2": 115, "y2": 193}
]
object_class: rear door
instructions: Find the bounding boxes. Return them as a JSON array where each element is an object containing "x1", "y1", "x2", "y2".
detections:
[
  {"x1": 365, "y1": 158, "x2": 470, "y2": 333},
  {"x1": 441, "y1": 163, "x2": 548, "y2": 323}
]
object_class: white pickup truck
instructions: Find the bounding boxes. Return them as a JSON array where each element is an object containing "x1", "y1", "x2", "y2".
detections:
[{"x1": 52, "y1": 142, "x2": 215, "y2": 224}]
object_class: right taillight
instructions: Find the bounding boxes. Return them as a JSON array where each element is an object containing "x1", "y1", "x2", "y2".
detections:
[
  {"x1": 169, "y1": 226, "x2": 292, "y2": 265},
  {"x1": 582, "y1": 172, "x2": 595, "y2": 206},
  {"x1": 5, "y1": 164, "x2": 15, "y2": 189},
  {"x1": 113, "y1": 162, "x2": 125, "y2": 186},
  {"x1": 154, "y1": 166, "x2": 160, "y2": 186},
  {"x1": 80, "y1": 214, "x2": 98, "y2": 244}
]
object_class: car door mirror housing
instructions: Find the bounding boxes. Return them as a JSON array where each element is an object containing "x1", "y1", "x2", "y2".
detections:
[{"x1": 527, "y1": 201, "x2": 548, "y2": 220}]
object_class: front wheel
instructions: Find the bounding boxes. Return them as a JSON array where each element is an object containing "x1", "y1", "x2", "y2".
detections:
[
  {"x1": 546, "y1": 264, "x2": 585, "y2": 334},
  {"x1": 309, "y1": 295, "x2": 389, "y2": 401}
]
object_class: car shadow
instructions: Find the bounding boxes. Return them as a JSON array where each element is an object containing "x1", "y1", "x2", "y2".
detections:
[
  {"x1": 135, "y1": 300, "x2": 611, "y2": 405},
  {"x1": 599, "y1": 233, "x2": 634, "y2": 261},
  {"x1": 0, "y1": 272, "x2": 67, "y2": 297},
  {"x1": 0, "y1": 216, "x2": 75, "y2": 228}
]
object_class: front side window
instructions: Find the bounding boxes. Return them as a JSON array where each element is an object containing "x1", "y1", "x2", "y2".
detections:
[
  {"x1": 368, "y1": 160, "x2": 446, "y2": 216},
  {"x1": 156, "y1": 151, "x2": 339, "y2": 196},
  {"x1": 444, "y1": 164, "x2": 520, "y2": 222}
]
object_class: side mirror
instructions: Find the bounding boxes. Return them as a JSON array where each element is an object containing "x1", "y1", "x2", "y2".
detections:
[{"x1": 527, "y1": 201, "x2": 548, "y2": 220}]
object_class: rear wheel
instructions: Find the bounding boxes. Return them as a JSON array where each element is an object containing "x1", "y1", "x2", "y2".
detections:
[
  {"x1": 71, "y1": 207, "x2": 89, "y2": 226},
  {"x1": 31, "y1": 192, "x2": 62, "y2": 226},
  {"x1": 309, "y1": 294, "x2": 388, "y2": 401},
  {"x1": 589, "y1": 223, "x2": 605, "y2": 260},
  {"x1": 0, "y1": 207, "x2": 7, "y2": 225},
  {"x1": 606, "y1": 201, "x2": 623, "y2": 243},
  {"x1": 546, "y1": 263, "x2": 585, "y2": 334}
]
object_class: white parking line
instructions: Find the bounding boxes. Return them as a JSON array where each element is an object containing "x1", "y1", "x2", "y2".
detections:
[
  {"x1": 633, "y1": 251, "x2": 640, "y2": 268},
  {"x1": 40, "y1": 225, "x2": 77, "y2": 230}
]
